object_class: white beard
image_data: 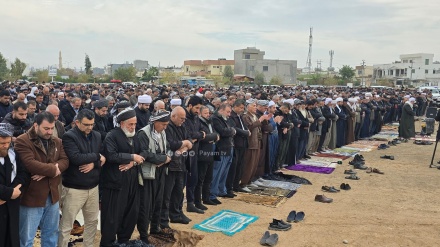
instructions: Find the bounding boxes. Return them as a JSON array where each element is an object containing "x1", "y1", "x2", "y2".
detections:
[{"x1": 122, "y1": 127, "x2": 135, "y2": 137}]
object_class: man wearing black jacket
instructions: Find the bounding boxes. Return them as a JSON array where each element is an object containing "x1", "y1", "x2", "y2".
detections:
[
  {"x1": 183, "y1": 96, "x2": 206, "y2": 214},
  {"x1": 2, "y1": 102, "x2": 31, "y2": 140},
  {"x1": 161, "y1": 107, "x2": 193, "y2": 226},
  {"x1": 137, "y1": 111, "x2": 171, "y2": 244},
  {"x1": 210, "y1": 103, "x2": 236, "y2": 203},
  {"x1": 92, "y1": 99, "x2": 110, "y2": 141},
  {"x1": 100, "y1": 108, "x2": 145, "y2": 247},
  {"x1": 195, "y1": 106, "x2": 218, "y2": 209},
  {"x1": 226, "y1": 99, "x2": 250, "y2": 195},
  {"x1": 59, "y1": 109, "x2": 106, "y2": 247}
]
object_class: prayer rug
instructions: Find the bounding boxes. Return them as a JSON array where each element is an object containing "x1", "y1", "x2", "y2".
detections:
[
  {"x1": 299, "y1": 160, "x2": 337, "y2": 168},
  {"x1": 149, "y1": 229, "x2": 204, "y2": 247},
  {"x1": 315, "y1": 153, "x2": 352, "y2": 160},
  {"x1": 411, "y1": 136, "x2": 436, "y2": 142},
  {"x1": 286, "y1": 164, "x2": 335, "y2": 174},
  {"x1": 233, "y1": 193, "x2": 289, "y2": 208},
  {"x1": 193, "y1": 210, "x2": 258, "y2": 236},
  {"x1": 308, "y1": 156, "x2": 343, "y2": 163},
  {"x1": 252, "y1": 178, "x2": 302, "y2": 191}
]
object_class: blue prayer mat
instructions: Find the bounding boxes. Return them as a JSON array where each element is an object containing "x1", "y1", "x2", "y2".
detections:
[{"x1": 193, "y1": 210, "x2": 258, "y2": 236}]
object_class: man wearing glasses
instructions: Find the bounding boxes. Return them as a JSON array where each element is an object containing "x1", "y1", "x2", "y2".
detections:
[{"x1": 59, "y1": 109, "x2": 105, "y2": 247}]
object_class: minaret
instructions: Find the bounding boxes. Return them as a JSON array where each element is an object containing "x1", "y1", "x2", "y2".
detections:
[{"x1": 59, "y1": 51, "x2": 62, "y2": 69}]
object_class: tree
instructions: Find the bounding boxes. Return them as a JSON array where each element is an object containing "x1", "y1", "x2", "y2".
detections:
[
  {"x1": 113, "y1": 66, "x2": 137, "y2": 82},
  {"x1": 339, "y1": 65, "x2": 355, "y2": 82},
  {"x1": 77, "y1": 74, "x2": 91, "y2": 83},
  {"x1": 32, "y1": 69, "x2": 49, "y2": 82},
  {"x1": 141, "y1": 67, "x2": 159, "y2": 82},
  {"x1": 0, "y1": 52, "x2": 9, "y2": 80},
  {"x1": 269, "y1": 76, "x2": 283, "y2": 85},
  {"x1": 223, "y1": 65, "x2": 234, "y2": 83},
  {"x1": 160, "y1": 71, "x2": 178, "y2": 84},
  {"x1": 10, "y1": 58, "x2": 26, "y2": 80},
  {"x1": 254, "y1": 71, "x2": 265, "y2": 85},
  {"x1": 85, "y1": 54, "x2": 92, "y2": 75}
]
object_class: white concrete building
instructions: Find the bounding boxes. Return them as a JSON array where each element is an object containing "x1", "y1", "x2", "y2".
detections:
[{"x1": 373, "y1": 53, "x2": 440, "y2": 86}]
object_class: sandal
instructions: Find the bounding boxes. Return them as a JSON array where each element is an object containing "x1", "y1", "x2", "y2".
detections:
[
  {"x1": 344, "y1": 169, "x2": 357, "y2": 174},
  {"x1": 345, "y1": 174, "x2": 360, "y2": 180},
  {"x1": 366, "y1": 167, "x2": 373, "y2": 173},
  {"x1": 373, "y1": 168, "x2": 384, "y2": 174},
  {"x1": 380, "y1": 155, "x2": 394, "y2": 160}
]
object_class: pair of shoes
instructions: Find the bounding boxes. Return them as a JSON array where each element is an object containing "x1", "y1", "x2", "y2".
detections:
[
  {"x1": 344, "y1": 169, "x2": 357, "y2": 174},
  {"x1": 349, "y1": 159, "x2": 365, "y2": 166},
  {"x1": 378, "y1": 144, "x2": 390, "y2": 150},
  {"x1": 321, "y1": 185, "x2": 340, "y2": 193},
  {"x1": 203, "y1": 200, "x2": 218, "y2": 205},
  {"x1": 315, "y1": 194, "x2": 333, "y2": 203},
  {"x1": 380, "y1": 155, "x2": 394, "y2": 160},
  {"x1": 187, "y1": 204, "x2": 204, "y2": 214},
  {"x1": 340, "y1": 183, "x2": 351, "y2": 190},
  {"x1": 345, "y1": 174, "x2": 360, "y2": 180},
  {"x1": 195, "y1": 203, "x2": 208, "y2": 210},
  {"x1": 366, "y1": 167, "x2": 384, "y2": 174},
  {"x1": 286, "y1": 210, "x2": 305, "y2": 223},
  {"x1": 268, "y1": 219, "x2": 291, "y2": 231},
  {"x1": 260, "y1": 231, "x2": 279, "y2": 246},
  {"x1": 211, "y1": 198, "x2": 222, "y2": 204}
]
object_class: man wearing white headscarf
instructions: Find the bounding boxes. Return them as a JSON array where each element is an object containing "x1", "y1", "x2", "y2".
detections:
[
  {"x1": 319, "y1": 98, "x2": 336, "y2": 151},
  {"x1": 399, "y1": 97, "x2": 416, "y2": 139},
  {"x1": 334, "y1": 97, "x2": 347, "y2": 148}
]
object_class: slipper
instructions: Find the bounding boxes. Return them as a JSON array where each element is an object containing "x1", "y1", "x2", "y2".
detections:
[
  {"x1": 260, "y1": 231, "x2": 270, "y2": 245},
  {"x1": 373, "y1": 168, "x2": 384, "y2": 174},
  {"x1": 366, "y1": 167, "x2": 373, "y2": 173},
  {"x1": 344, "y1": 169, "x2": 357, "y2": 174},
  {"x1": 286, "y1": 210, "x2": 296, "y2": 223},
  {"x1": 294, "y1": 211, "x2": 305, "y2": 222},
  {"x1": 345, "y1": 174, "x2": 360, "y2": 180},
  {"x1": 321, "y1": 186, "x2": 339, "y2": 193},
  {"x1": 380, "y1": 155, "x2": 394, "y2": 160},
  {"x1": 266, "y1": 233, "x2": 279, "y2": 246},
  {"x1": 340, "y1": 183, "x2": 351, "y2": 190}
]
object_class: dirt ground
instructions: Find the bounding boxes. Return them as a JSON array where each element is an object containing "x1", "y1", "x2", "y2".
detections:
[{"x1": 41, "y1": 121, "x2": 440, "y2": 246}]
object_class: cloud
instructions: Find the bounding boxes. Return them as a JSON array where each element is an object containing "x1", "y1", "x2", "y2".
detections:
[{"x1": 0, "y1": 0, "x2": 439, "y2": 71}]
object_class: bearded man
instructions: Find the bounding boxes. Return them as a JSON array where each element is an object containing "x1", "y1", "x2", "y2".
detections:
[
  {"x1": 0, "y1": 123, "x2": 27, "y2": 247},
  {"x1": 100, "y1": 108, "x2": 145, "y2": 247},
  {"x1": 135, "y1": 95, "x2": 152, "y2": 131}
]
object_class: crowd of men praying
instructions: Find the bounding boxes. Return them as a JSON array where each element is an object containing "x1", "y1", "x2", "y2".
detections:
[{"x1": 0, "y1": 81, "x2": 431, "y2": 247}]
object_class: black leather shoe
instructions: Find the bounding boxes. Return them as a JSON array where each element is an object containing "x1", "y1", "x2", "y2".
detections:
[
  {"x1": 304, "y1": 155, "x2": 311, "y2": 159},
  {"x1": 203, "y1": 200, "x2": 218, "y2": 205},
  {"x1": 349, "y1": 160, "x2": 365, "y2": 166},
  {"x1": 181, "y1": 213, "x2": 192, "y2": 222},
  {"x1": 187, "y1": 204, "x2": 204, "y2": 214},
  {"x1": 195, "y1": 203, "x2": 208, "y2": 210},
  {"x1": 211, "y1": 198, "x2": 222, "y2": 204},
  {"x1": 170, "y1": 217, "x2": 190, "y2": 224},
  {"x1": 219, "y1": 193, "x2": 235, "y2": 198}
]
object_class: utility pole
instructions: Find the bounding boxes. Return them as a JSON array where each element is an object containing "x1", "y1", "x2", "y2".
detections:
[{"x1": 361, "y1": 60, "x2": 365, "y2": 86}]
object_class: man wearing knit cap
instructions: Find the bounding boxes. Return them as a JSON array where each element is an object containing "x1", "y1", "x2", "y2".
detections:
[
  {"x1": 100, "y1": 108, "x2": 145, "y2": 247},
  {"x1": 137, "y1": 111, "x2": 172, "y2": 243},
  {"x1": 0, "y1": 123, "x2": 27, "y2": 247},
  {"x1": 135, "y1": 95, "x2": 152, "y2": 131}
]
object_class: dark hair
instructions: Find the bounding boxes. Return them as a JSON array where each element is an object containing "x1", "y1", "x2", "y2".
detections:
[
  {"x1": 77, "y1": 109, "x2": 95, "y2": 122},
  {"x1": 36, "y1": 93, "x2": 43, "y2": 98},
  {"x1": 218, "y1": 103, "x2": 231, "y2": 111},
  {"x1": 280, "y1": 103, "x2": 291, "y2": 110},
  {"x1": 35, "y1": 111, "x2": 55, "y2": 125},
  {"x1": 67, "y1": 92, "x2": 75, "y2": 98},
  {"x1": 232, "y1": 99, "x2": 246, "y2": 108},
  {"x1": 27, "y1": 100, "x2": 36, "y2": 106},
  {"x1": 0, "y1": 90, "x2": 11, "y2": 97},
  {"x1": 13, "y1": 101, "x2": 27, "y2": 111},
  {"x1": 187, "y1": 96, "x2": 203, "y2": 107}
]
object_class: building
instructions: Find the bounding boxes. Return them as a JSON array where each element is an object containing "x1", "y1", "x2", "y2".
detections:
[
  {"x1": 104, "y1": 63, "x2": 133, "y2": 76},
  {"x1": 92, "y1": 67, "x2": 105, "y2": 76},
  {"x1": 355, "y1": 65, "x2": 374, "y2": 86},
  {"x1": 133, "y1": 60, "x2": 149, "y2": 72},
  {"x1": 373, "y1": 53, "x2": 440, "y2": 86},
  {"x1": 183, "y1": 59, "x2": 234, "y2": 77},
  {"x1": 234, "y1": 47, "x2": 297, "y2": 85}
]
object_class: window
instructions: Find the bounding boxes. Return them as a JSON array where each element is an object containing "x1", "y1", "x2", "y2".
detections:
[
  {"x1": 219, "y1": 66, "x2": 222, "y2": 72},
  {"x1": 244, "y1": 54, "x2": 250, "y2": 59},
  {"x1": 411, "y1": 69, "x2": 415, "y2": 73},
  {"x1": 250, "y1": 66, "x2": 254, "y2": 71},
  {"x1": 389, "y1": 70, "x2": 393, "y2": 75},
  {"x1": 186, "y1": 66, "x2": 189, "y2": 72},
  {"x1": 434, "y1": 70, "x2": 437, "y2": 74},
  {"x1": 358, "y1": 70, "x2": 362, "y2": 75},
  {"x1": 263, "y1": 66, "x2": 268, "y2": 72},
  {"x1": 425, "y1": 69, "x2": 429, "y2": 74},
  {"x1": 403, "y1": 60, "x2": 408, "y2": 63},
  {"x1": 425, "y1": 59, "x2": 429, "y2": 65}
]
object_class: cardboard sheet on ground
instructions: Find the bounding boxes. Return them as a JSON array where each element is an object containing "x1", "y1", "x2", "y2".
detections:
[
  {"x1": 247, "y1": 186, "x2": 296, "y2": 197},
  {"x1": 233, "y1": 193, "x2": 288, "y2": 208}
]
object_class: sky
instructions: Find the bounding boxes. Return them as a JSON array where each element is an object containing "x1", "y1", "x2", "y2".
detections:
[{"x1": 1, "y1": 0, "x2": 440, "y2": 71}]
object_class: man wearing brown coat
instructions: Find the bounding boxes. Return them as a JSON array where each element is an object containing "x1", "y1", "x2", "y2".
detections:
[{"x1": 14, "y1": 111, "x2": 69, "y2": 247}]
